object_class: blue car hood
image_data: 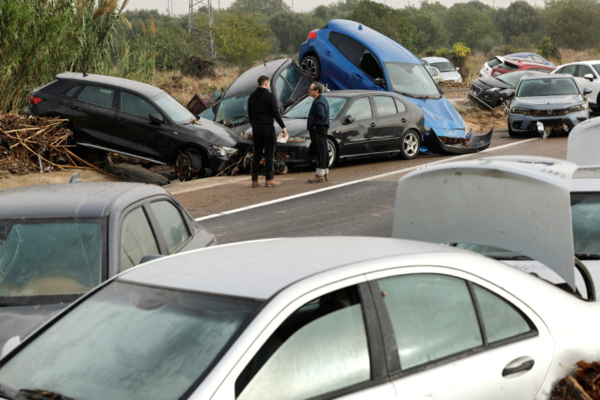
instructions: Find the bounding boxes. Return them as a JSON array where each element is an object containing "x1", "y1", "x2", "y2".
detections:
[{"x1": 406, "y1": 96, "x2": 467, "y2": 137}]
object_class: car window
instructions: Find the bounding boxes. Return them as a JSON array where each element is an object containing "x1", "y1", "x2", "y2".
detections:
[
  {"x1": 280, "y1": 66, "x2": 301, "y2": 89},
  {"x1": 377, "y1": 274, "x2": 483, "y2": 370},
  {"x1": 571, "y1": 193, "x2": 600, "y2": 255},
  {"x1": 283, "y1": 96, "x2": 348, "y2": 120},
  {"x1": 0, "y1": 220, "x2": 103, "y2": 299},
  {"x1": 78, "y1": 86, "x2": 114, "y2": 108},
  {"x1": 532, "y1": 55, "x2": 544, "y2": 63},
  {"x1": 334, "y1": 34, "x2": 366, "y2": 66},
  {"x1": 0, "y1": 281, "x2": 261, "y2": 400},
  {"x1": 346, "y1": 97, "x2": 372, "y2": 121},
  {"x1": 120, "y1": 207, "x2": 159, "y2": 272},
  {"x1": 394, "y1": 98, "x2": 407, "y2": 113},
  {"x1": 236, "y1": 286, "x2": 370, "y2": 400},
  {"x1": 473, "y1": 285, "x2": 532, "y2": 343},
  {"x1": 576, "y1": 65, "x2": 594, "y2": 78},
  {"x1": 149, "y1": 201, "x2": 191, "y2": 254},
  {"x1": 374, "y1": 96, "x2": 397, "y2": 117},
  {"x1": 559, "y1": 65, "x2": 577, "y2": 76},
  {"x1": 593, "y1": 65, "x2": 600, "y2": 76},
  {"x1": 275, "y1": 77, "x2": 293, "y2": 106},
  {"x1": 358, "y1": 49, "x2": 384, "y2": 79},
  {"x1": 121, "y1": 92, "x2": 160, "y2": 119},
  {"x1": 517, "y1": 78, "x2": 579, "y2": 97},
  {"x1": 64, "y1": 85, "x2": 81, "y2": 97},
  {"x1": 488, "y1": 58, "x2": 502, "y2": 68},
  {"x1": 328, "y1": 31, "x2": 343, "y2": 47},
  {"x1": 430, "y1": 62, "x2": 455, "y2": 73},
  {"x1": 217, "y1": 92, "x2": 250, "y2": 127}
]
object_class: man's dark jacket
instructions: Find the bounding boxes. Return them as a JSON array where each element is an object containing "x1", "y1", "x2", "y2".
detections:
[
  {"x1": 307, "y1": 94, "x2": 330, "y2": 130},
  {"x1": 248, "y1": 87, "x2": 285, "y2": 130}
]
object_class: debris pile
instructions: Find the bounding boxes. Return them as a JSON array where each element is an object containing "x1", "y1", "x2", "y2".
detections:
[
  {"x1": 551, "y1": 361, "x2": 600, "y2": 400},
  {"x1": 183, "y1": 56, "x2": 217, "y2": 79}
]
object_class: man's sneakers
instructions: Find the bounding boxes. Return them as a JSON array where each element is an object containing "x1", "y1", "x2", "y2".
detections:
[
  {"x1": 251, "y1": 179, "x2": 260, "y2": 188},
  {"x1": 308, "y1": 175, "x2": 326, "y2": 183},
  {"x1": 265, "y1": 179, "x2": 281, "y2": 188},
  {"x1": 324, "y1": 174, "x2": 329, "y2": 182}
]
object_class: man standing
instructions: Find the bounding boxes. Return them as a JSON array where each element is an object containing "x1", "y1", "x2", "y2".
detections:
[
  {"x1": 307, "y1": 82, "x2": 330, "y2": 183},
  {"x1": 248, "y1": 75, "x2": 288, "y2": 188}
]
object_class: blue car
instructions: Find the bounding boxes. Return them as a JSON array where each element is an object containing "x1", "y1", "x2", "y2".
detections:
[
  {"x1": 505, "y1": 52, "x2": 555, "y2": 68},
  {"x1": 298, "y1": 19, "x2": 492, "y2": 154}
]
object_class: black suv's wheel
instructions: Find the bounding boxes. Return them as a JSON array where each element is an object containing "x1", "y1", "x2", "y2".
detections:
[
  {"x1": 175, "y1": 150, "x2": 202, "y2": 181},
  {"x1": 300, "y1": 56, "x2": 321, "y2": 80},
  {"x1": 399, "y1": 130, "x2": 420, "y2": 160}
]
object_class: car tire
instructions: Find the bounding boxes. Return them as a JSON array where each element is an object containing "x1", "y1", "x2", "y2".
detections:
[
  {"x1": 300, "y1": 55, "x2": 320, "y2": 80},
  {"x1": 501, "y1": 98, "x2": 511, "y2": 114},
  {"x1": 175, "y1": 149, "x2": 203, "y2": 182},
  {"x1": 508, "y1": 123, "x2": 520, "y2": 138},
  {"x1": 327, "y1": 137, "x2": 337, "y2": 169},
  {"x1": 398, "y1": 130, "x2": 420, "y2": 160}
]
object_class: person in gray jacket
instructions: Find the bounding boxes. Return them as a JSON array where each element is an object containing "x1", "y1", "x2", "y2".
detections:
[{"x1": 306, "y1": 82, "x2": 330, "y2": 183}]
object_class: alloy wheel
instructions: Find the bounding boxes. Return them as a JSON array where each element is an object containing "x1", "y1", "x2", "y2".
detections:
[
  {"x1": 403, "y1": 132, "x2": 419, "y2": 156},
  {"x1": 301, "y1": 58, "x2": 318, "y2": 78}
]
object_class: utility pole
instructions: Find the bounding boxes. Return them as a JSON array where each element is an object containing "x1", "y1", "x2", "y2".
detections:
[{"x1": 189, "y1": 0, "x2": 215, "y2": 57}]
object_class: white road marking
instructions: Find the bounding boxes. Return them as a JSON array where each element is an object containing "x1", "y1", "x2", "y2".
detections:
[{"x1": 195, "y1": 138, "x2": 538, "y2": 221}]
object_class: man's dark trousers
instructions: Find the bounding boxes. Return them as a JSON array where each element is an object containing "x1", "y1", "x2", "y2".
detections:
[
  {"x1": 310, "y1": 125, "x2": 328, "y2": 173},
  {"x1": 251, "y1": 128, "x2": 276, "y2": 180}
]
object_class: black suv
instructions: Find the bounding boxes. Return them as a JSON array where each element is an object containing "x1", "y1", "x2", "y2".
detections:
[{"x1": 25, "y1": 72, "x2": 248, "y2": 180}]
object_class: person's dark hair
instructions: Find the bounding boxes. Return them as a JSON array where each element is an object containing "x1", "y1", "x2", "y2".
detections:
[
  {"x1": 313, "y1": 82, "x2": 323, "y2": 94},
  {"x1": 258, "y1": 75, "x2": 270, "y2": 87}
]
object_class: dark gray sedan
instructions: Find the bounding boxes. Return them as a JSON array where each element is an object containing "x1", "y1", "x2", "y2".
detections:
[
  {"x1": 0, "y1": 177, "x2": 214, "y2": 351},
  {"x1": 247, "y1": 90, "x2": 425, "y2": 168}
]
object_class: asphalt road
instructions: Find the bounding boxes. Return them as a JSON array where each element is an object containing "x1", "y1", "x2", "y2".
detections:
[{"x1": 168, "y1": 126, "x2": 571, "y2": 244}]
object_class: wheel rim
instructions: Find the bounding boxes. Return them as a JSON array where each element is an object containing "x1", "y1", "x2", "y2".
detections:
[
  {"x1": 301, "y1": 58, "x2": 317, "y2": 77},
  {"x1": 175, "y1": 153, "x2": 193, "y2": 181},
  {"x1": 328, "y1": 139, "x2": 336, "y2": 167},
  {"x1": 403, "y1": 132, "x2": 419, "y2": 156},
  {"x1": 502, "y1": 99, "x2": 511, "y2": 114}
]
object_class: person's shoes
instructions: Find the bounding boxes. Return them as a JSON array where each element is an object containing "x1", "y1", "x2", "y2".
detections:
[
  {"x1": 324, "y1": 174, "x2": 329, "y2": 182},
  {"x1": 252, "y1": 179, "x2": 260, "y2": 188},
  {"x1": 265, "y1": 179, "x2": 281, "y2": 187},
  {"x1": 308, "y1": 175, "x2": 325, "y2": 183}
]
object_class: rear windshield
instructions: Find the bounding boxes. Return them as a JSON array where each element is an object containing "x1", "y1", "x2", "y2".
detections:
[
  {"x1": 0, "y1": 281, "x2": 261, "y2": 400},
  {"x1": 284, "y1": 95, "x2": 347, "y2": 119},
  {"x1": 488, "y1": 58, "x2": 502, "y2": 68},
  {"x1": 516, "y1": 78, "x2": 579, "y2": 97},
  {"x1": 0, "y1": 219, "x2": 104, "y2": 304},
  {"x1": 499, "y1": 62, "x2": 518, "y2": 71}
]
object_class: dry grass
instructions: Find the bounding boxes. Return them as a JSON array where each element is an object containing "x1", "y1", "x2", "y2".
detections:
[
  {"x1": 463, "y1": 51, "x2": 489, "y2": 83},
  {"x1": 553, "y1": 48, "x2": 600, "y2": 65}
]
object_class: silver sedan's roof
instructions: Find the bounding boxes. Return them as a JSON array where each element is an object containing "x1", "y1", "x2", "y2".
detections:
[{"x1": 118, "y1": 236, "x2": 468, "y2": 300}]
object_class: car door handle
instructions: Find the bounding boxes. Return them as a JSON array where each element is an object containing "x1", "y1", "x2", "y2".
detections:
[
  {"x1": 370, "y1": 122, "x2": 377, "y2": 127},
  {"x1": 325, "y1": 50, "x2": 332, "y2": 56},
  {"x1": 118, "y1": 118, "x2": 128, "y2": 124},
  {"x1": 352, "y1": 73, "x2": 363, "y2": 81},
  {"x1": 401, "y1": 118, "x2": 407, "y2": 123},
  {"x1": 70, "y1": 106, "x2": 81, "y2": 111},
  {"x1": 502, "y1": 359, "x2": 535, "y2": 377}
]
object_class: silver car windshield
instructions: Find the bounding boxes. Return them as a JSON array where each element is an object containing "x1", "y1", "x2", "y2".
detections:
[
  {"x1": 217, "y1": 92, "x2": 251, "y2": 127},
  {"x1": 516, "y1": 78, "x2": 579, "y2": 97},
  {"x1": 153, "y1": 92, "x2": 196, "y2": 124},
  {"x1": 430, "y1": 62, "x2": 455, "y2": 73},
  {"x1": 283, "y1": 96, "x2": 347, "y2": 119},
  {"x1": 0, "y1": 219, "x2": 103, "y2": 302},
  {"x1": 384, "y1": 62, "x2": 441, "y2": 99},
  {"x1": 0, "y1": 281, "x2": 260, "y2": 400},
  {"x1": 496, "y1": 70, "x2": 535, "y2": 86}
]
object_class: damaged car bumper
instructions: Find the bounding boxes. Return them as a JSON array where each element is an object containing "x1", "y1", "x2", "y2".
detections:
[
  {"x1": 424, "y1": 127, "x2": 494, "y2": 155},
  {"x1": 508, "y1": 109, "x2": 589, "y2": 136}
]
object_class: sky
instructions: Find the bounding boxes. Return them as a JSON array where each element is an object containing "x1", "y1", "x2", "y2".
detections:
[{"x1": 125, "y1": 0, "x2": 546, "y2": 17}]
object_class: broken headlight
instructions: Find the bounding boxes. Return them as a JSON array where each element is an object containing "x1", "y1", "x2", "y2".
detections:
[
  {"x1": 568, "y1": 103, "x2": 588, "y2": 112},
  {"x1": 212, "y1": 144, "x2": 239, "y2": 157},
  {"x1": 511, "y1": 107, "x2": 532, "y2": 115}
]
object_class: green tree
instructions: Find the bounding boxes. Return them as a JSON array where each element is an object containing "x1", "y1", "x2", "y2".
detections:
[
  {"x1": 493, "y1": 1, "x2": 543, "y2": 42},
  {"x1": 349, "y1": 0, "x2": 418, "y2": 54},
  {"x1": 542, "y1": 0, "x2": 600, "y2": 49},
  {"x1": 213, "y1": 12, "x2": 271, "y2": 69},
  {"x1": 269, "y1": 12, "x2": 320, "y2": 55},
  {"x1": 229, "y1": 0, "x2": 290, "y2": 15},
  {"x1": 443, "y1": 3, "x2": 501, "y2": 52},
  {"x1": 404, "y1": 3, "x2": 448, "y2": 52}
]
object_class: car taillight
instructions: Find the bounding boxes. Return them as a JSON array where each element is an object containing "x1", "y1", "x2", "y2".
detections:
[
  {"x1": 308, "y1": 31, "x2": 317, "y2": 39},
  {"x1": 30, "y1": 96, "x2": 43, "y2": 105}
]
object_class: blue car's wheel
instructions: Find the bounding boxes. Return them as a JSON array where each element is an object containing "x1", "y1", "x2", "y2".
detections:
[{"x1": 300, "y1": 56, "x2": 320, "y2": 80}]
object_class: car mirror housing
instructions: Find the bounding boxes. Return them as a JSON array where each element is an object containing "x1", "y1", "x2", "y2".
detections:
[
  {"x1": 584, "y1": 87, "x2": 593, "y2": 95},
  {"x1": 456, "y1": 67, "x2": 460, "y2": 71},
  {"x1": 372, "y1": 77, "x2": 386, "y2": 87},
  {"x1": 343, "y1": 115, "x2": 355, "y2": 125},
  {"x1": 149, "y1": 113, "x2": 164, "y2": 124},
  {"x1": 505, "y1": 90, "x2": 515, "y2": 98},
  {"x1": 584, "y1": 73, "x2": 594, "y2": 81}
]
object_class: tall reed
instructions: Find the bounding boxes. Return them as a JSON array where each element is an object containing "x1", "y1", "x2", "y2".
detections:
[{"x1": 0, "y1": 0, "x2": 156, "y2": 112}]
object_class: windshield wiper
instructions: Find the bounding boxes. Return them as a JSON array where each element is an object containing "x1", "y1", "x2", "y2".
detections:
[
  {"x1": 14, "y1": 389, "x2": 75, "y2": 400},
  {"x1": 487, "y1": 255, "x2": 533, "y2": 260},
  {"x1": 575, "y1": 253, "x2": 600, "y2": 260}
]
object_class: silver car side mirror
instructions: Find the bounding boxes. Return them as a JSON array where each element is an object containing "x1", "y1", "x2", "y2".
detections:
[
  {"x1": 584, "y1": 73, "x2": 595, "y2": 81},
  {"x1": 584, "y1": 87, "x2": 593, "y2": 95}
]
